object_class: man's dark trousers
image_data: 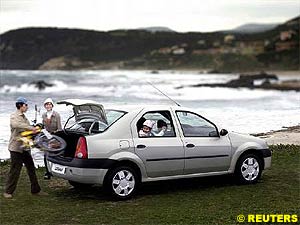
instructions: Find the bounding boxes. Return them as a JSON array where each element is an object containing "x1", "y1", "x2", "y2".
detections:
[{"x1": 5, "y1": 151, "x2": 41, "y2": 194}]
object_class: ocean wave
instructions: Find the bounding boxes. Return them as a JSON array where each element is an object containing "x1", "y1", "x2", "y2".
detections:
[
  {"x1": 129, "y1": 85, "x2": 284, "y2": 101},
  {"x1": 0, "y1": 80, "x2": 67, "y2": 93}
]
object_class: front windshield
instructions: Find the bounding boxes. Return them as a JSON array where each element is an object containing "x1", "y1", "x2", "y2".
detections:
[{"x1": 65, "y1": 109, "x2": 126, "y2": 134}]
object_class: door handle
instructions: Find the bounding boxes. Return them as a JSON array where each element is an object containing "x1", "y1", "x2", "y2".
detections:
[
  {"x1": 137, "y1": 144, "x2": 146, "y2": 149},
  {"x1": 186, "y1": 143, "x2": 195, "y2": 148}
]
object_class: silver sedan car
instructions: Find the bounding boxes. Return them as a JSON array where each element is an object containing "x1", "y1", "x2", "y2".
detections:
[{"x1": 46, "y1": 99, "x2": 271, "y2": 200}]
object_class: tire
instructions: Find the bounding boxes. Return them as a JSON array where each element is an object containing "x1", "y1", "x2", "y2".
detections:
[
  {"x1": 104, "y1": 166, "x2": 139, "y2": 200},
  {"x1": 68, "y1": 181, "x2": 92, "y2": 189},
  {"x1": 235, "y1": 153, "x2": 263, "y2": 184}
]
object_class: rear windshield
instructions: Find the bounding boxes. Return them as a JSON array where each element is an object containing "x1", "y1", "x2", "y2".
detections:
[{"x1": 65, "y1": 109, "x2": 127, "y2": 134}]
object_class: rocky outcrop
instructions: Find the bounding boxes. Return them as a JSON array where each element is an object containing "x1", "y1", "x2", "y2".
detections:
[
  {"x1": 39, "y1": 56, "x2": 94, "y2": 70},
  {"x1": 176, "y1": 72, "x2": 300, "y2": 91},
  {"x1": 225, "y1": 72, "x2": 278, "y2": 87}
]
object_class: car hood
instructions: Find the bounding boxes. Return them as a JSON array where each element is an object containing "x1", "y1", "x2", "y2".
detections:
[
  {"x1": 228, "y1": 131, "x2": 268, "y2": 149},
  {"x1": 57, "y1": 99, "x2": 107, "y2": 123}
]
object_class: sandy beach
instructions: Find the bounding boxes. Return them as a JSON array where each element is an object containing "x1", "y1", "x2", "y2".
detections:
[
  {"x1": 255, "y1": 125, "x2": 300, "y2": 146},
  {"x1": 266, "y1": 70, "x2": 300, "y2": 76}
]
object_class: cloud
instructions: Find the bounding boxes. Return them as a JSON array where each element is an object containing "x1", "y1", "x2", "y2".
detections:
[{"x1": 0, "y1": 0, "x2": 299, "y2": 33}]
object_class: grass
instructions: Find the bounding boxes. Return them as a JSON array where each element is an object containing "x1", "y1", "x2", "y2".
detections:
[{"x1": 0, "y1": 145, "x2": 299, "y2": 225}]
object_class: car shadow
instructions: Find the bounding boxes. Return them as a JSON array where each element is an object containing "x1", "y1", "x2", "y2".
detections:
[
  {"x1": 138, "y1": 174, "x2": 236, "y2": 197},
  {"x1": 53, "y1": 185, "x2": 111, "y2": 201},
  {"x1": 52, "y1": 174, "x2": 238, "y2": 201}
]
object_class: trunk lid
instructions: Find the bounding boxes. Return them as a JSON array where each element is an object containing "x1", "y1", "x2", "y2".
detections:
[
  {"x1": 57, "y1": 99, "x2": 107, "y2": 123},
  {"x1": 53, "y1": 99, "x2": 108, "y2": 159}
]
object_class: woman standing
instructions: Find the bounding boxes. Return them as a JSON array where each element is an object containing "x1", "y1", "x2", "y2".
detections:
[{"x1": 42, "y1": 98, "x2": 62, "y2": 179}]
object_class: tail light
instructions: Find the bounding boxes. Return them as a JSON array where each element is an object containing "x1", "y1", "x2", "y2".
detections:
[{"x1": 75, "y1": 137, "x2": 88, "y2": 159}]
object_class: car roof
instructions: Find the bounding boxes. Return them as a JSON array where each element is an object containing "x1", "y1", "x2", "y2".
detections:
[
  {"x1": 106, "y1": 104, "x2": 191, "y2": 113},
  {"x1": 58, "y1": 99, "x2": 194, "y2": 113}
]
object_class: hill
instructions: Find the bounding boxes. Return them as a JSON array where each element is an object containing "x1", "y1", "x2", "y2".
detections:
[
  {"x1": 138, "y1": 26, "x2": 176, "y2": 33},
  {"x1": 232, "y1": 23, "x2": 279, "y2": 33},
  {"x1": 0, "y1": 16, "x2": 299, "y2": 71}
]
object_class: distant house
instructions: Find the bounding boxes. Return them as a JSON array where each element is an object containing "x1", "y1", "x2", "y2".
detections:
[
  {"x1": 171, "y1": 45, "x2": 179, "y2": 50},
  {"x1": 220, "y1": 46, "x2": 238, "y2": 54},
  {"x1": 158, "y1": 47, "x2": 172, "y2": 54},
  {"x1": 156, "y1": 44, "x2": 187, "y2": 55},
  {"x1": 274, "y1": 29, "x2": 298, "y2": 51},
  {"x1": 280, "y1": 30, "x2": 297, "y2": 41},
  {"x1": 224, "y1": 35, "x2": 235, "y2": 44},
  {"x1": 197, "y1": 40, "x2": 206, "y2": 45},
  {"x1": 172, "y1": 48, "x2": 185, "y2": 55},
  {"x1": 264, "y1": 40, "x2": 271, "y2": 47},
  {"x1": 275, "y1": 41, "x2": 298, "y2": 51},
  {"x1": 213, "y1": 41, "x2": 221, "y2": 47},
  {"x1": 237, "y1": 41, "x2": 265, "y2": 55}
]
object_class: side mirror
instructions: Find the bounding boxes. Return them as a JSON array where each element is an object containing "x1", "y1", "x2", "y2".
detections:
[{"x1": 220, "y1": 129, "x2": 228, "y2": 136}]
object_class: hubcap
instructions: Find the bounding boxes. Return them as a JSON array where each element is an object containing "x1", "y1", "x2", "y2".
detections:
[
  {"x1": 112, "y1": 170, "x2": 135, "y2": 197},
  {"x1": 241, "y1": 157, "x2": 260, "y2": 181}
]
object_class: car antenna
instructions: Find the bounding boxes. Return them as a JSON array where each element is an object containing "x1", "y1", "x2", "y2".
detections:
[
  {"x1": 146, "y1": 81, "x2": 181, "y2": 106},
  {"x1": 32, "y1": 104, "x2": 40, "y2": 125}
]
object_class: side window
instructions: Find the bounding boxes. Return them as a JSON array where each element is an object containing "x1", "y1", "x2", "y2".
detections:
[
  {"x1": 176, "y1": 111, "x2": 218, "y2": 137},
  {"x1": 137, "y1": 111, "x2": 176, "y2": 138},
  {"x1": 106, "y1": 110, "x2": 126, "y2": 126}
]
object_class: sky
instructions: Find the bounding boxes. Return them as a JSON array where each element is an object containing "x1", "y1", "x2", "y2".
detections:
[{"x1": 0, "y1": 0, "x2": 299, "y2": 34}]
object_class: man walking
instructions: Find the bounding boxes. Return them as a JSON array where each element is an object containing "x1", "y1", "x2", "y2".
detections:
[{"x1": 3, "y1": 97, "x2": 47, "y2": 198}]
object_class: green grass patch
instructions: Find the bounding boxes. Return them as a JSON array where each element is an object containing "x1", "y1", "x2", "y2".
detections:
[{"x1": 1, "y1": 145, "x2": 299, "y2": 225}]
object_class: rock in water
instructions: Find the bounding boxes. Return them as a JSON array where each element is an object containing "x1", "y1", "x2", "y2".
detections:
[{"x1": 29, "y1": 80, "x2": 54, "y2": 90}]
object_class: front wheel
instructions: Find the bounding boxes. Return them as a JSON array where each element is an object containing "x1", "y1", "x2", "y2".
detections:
[
  {"x1": 104, "y1": 166, "x2": 139, "y2": 200},
  {"x1": 235, "y1": 154, "x2": 263, "y2": 184}
]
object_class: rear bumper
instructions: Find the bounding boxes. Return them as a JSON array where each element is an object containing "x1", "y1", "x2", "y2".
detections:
[
  {"x1": 47, "y1": 155, "x2": 117, "y2": 168},
  {"x1": 46, "y1": 156, "x2": 118, "y2": 184},
  {"x1": 48, "y1": 161, "x2": 108, "y2": 184}
]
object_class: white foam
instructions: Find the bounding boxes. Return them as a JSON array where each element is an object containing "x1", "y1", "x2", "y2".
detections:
[{"x1": 0, "y1": 80, "x2": 67, "y2": 93}]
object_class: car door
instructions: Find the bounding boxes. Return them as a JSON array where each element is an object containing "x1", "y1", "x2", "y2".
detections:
[
  {"x1": 175, "y1": 111, "x2": 232, "y2": 174},
  {"x1": 132, "y1": 110, "x2": 185, "y2": 178}
]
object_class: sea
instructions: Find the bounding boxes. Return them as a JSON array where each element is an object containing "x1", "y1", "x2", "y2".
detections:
[{"x1": 0, "y1": 70, "x2": 299, "y2": 165}]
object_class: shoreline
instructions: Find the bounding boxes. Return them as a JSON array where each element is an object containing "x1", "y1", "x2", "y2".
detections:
[
  {"x1": 254, "y1": 125, "x2": 300, "y2": 146},
  {"x1": 1, "y1": 68, "x2": 299, "y2": 74}
]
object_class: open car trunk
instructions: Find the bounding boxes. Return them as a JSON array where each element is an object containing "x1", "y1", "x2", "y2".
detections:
[
  {"x1": 52, "y1": 99, "x2": 107, "y2": 158},
  {"x1": 54, "y1": 131, "x2": 84, "y2": 158},
  {"x1": 49, "y1": 99, "x2": 126, "y2": 158}
]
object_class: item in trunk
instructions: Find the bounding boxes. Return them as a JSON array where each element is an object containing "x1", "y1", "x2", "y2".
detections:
[{"x1": 35, "y1": 133, "x2": 66, "y2": 155}]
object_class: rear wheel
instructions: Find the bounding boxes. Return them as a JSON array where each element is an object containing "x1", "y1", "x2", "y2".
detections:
[
  {"x1": 235, "y1": 153, "x2": 263, "y2": 184},
  {"x1": 104, "y1": 166, "x2": 138, "y2": 200}
]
